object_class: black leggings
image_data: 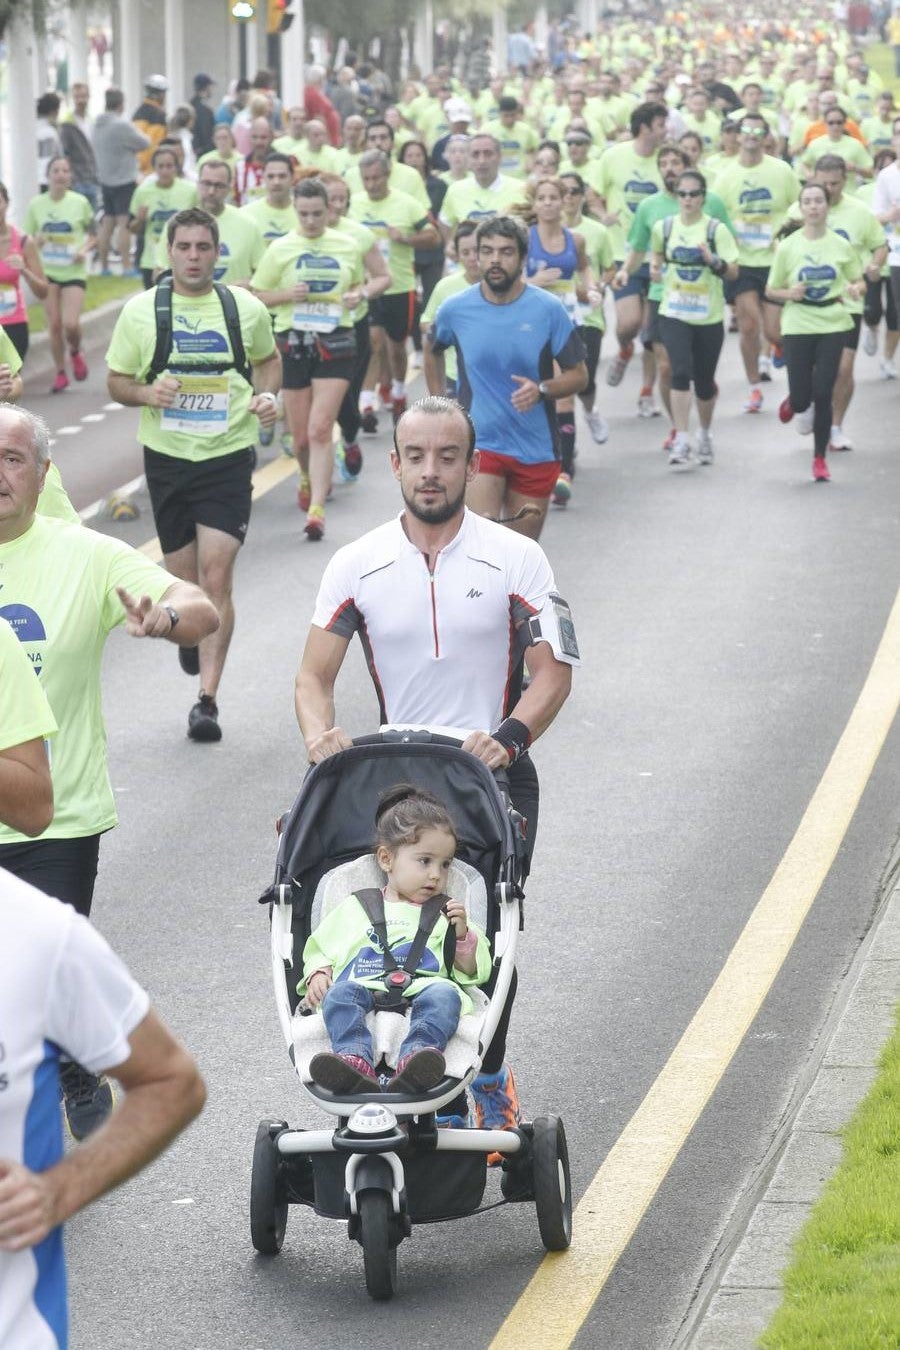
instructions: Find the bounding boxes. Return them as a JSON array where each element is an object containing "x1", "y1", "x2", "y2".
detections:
[
  {"x1": 782, "y1": 330, "x2": 846, "y2": 456},
  {"x1": 411, "y1": 257, "x2": 445, "y2": 351},
  {"x1": 0, "y1": 833, "x2": 102, "y2": 917},
  {"x1": 337, "y1": 315, "x2": 371, "y2": 444},
  {"x1": 865, "y1": 276, "x2": 898, "y2": 331},
  {"x1": 657, "y1": 316, "x2": 723, "y2": 400},
  {"x1": 580, "y1": 325, "x2": 603, "y2": 402}
]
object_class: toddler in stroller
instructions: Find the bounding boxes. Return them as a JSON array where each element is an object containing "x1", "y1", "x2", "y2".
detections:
[{"x1": 300, "y1": 784, "x2": 491, "y2": 1095}]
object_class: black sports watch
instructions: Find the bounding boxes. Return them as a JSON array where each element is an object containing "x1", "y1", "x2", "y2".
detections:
[{"x1": 163, "y1": 604, "x2": 180, "y2": 632}]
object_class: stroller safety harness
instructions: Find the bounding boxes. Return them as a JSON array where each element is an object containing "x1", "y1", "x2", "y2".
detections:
[{"x1": 353, "y1": 888, "x2": 457, "y2": 1011}]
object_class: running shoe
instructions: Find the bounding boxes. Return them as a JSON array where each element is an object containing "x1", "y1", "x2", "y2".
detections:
[
  {"x1": 436, "y1": 1112, "x2": 469, "y2": 1129},
  {"x1": 360, "y1": 408, "x2": 379, "y2": 434},
  {"x1": 178, "y1": 645, "x2": 200, "y2": 677},
  {"x1": 863, "y1": 326, "x2": 878, "y2": 357},
  {"x1": 743, "y1": 388, "x2": 763, "y2": 414},
  {"x1": 758, "y1": 355, "x2": 772, "y2": 382},
  {"x1": 310, "y1": 1052, "x2": 378, "y2": 1094},
  {"x1": 60, "y1": 1060, "x2": 115, "y2": 1141},
  {"x1": 829, "y1": 427, "x2": 853, "y2": 452},
  {"x1": 281, "y1": 432, "x2": 294, "y2": 458},
  {"x1": 812, "y1": 456, "x2": 831, "y2": 482},
  {"x1": 188, "y1": 693, "x2": 222, "y2": 743},
  {"x1": 606, "y1": 341, "x2": 634, "y2": 387},
  {"x1": 334, "y1": 442, "x2": 352, "y2": 482},
  {"x1": 304, "y1": 505, "x2": 325, "y2": 541},
  {"x1": 378, "y1": 382, "x2": 391, "y2": 410},
  {"x1": 391, "y1": 396, "x2": 407, "y2": 426},
  {"x1": 408, "y1": 350, "x2": 423, "y2": 370},
  {"x1": 51, "y1": 370, "x2": 69, "y2": 394},
  {"x1": 71, "y1": 350, "x2": 88, "y2": 382},
  {"x1": 470, "y1": 1064, "x2": 521, "y2": 1166},
  {"x1": 778, "y1": 397, "x2": 794, "y2": 424},
  {"x1": 880, "y1": 359, "x2": 897, "y2": 380},
  {"x1": 390, "y1": 1048, "x2": 445, "y2": 1093},
  {"x1": 258, "y1": 422, "x2": 274, "y2": 447},
  {"x1": 586, "y1": 409, "x2": 609, "y2": 443},
  {"x1": 796, "y1": 406, "x2": 815, "y2": 436},
  {"x1": 297, "y1": 473, "x2": 311, "y2": 513},
  {"x1": 668, "y1": 433, "x2": 691, "y2": 466},
  {"x1": 728, "y1": 311, "x2": 738, "y2": 333},
  {"x1": 770, "y1": 342, "x2": 786, "y2": 369},
  {"x1": 697, "y1": 430, "x2": 714, "y2": 465},
  {"x1": 552, "y1": 471, "x2": 572, "y2": 506},
  {"x1": 662, "y1": 427, "x2": 677, "y2": 452},
  {"x1": 637, "y1": 394, "x2": 661, "y2": 418},
  {"x1": 343, "y1": 441, "x2": 363, "y2": 477}
]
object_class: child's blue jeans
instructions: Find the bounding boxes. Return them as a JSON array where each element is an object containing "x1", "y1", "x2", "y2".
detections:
[{"x1": 321, "y1": 979, "x2": 461, "y2": 1066}]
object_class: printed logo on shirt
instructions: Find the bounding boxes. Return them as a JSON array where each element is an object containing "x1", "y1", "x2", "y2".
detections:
[
  {"x1": 739, "y1": 185, "x2": 774, "y2": 213},
  {"x1": 799, "y1": 260, "x2": 837, "y2": 301},
  {"x1": 0, "y1": 603, "x2": 46, "y2": 677},
  {"x1": 172, "y1": 313, "x2": 229, "y2": 355},
  {"x1": 338, "y1": 939, "x2": 440, "y2": 983},
  {"x1": 671, "y1": 244, "x2": 705, "y2": 282}
]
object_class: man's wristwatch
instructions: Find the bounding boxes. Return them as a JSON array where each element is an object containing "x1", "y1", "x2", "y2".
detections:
[
  {"x1": 163, "y1": 605, "x2": 180, "y2": 632},
  {"x1": 538, "y1": 381, "x2": 550, "y2": 398}
]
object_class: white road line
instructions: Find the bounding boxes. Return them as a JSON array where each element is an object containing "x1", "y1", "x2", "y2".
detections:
[
  {"x1": 55, "y1": 425, "x2": 83, "y2": 436},
  {"x1": 102, "y1": 401, "x2": 126, "y2": 411},
  {"x1": 80, "y1": 413, "x2": 106, "y2": 423}
]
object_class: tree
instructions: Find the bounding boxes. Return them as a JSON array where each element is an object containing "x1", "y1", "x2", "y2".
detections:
[{"x1": 0, "y1": 0, "x2": 48, "y2": 39}]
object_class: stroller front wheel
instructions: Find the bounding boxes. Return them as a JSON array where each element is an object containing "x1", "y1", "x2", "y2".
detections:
[{"x1": 359, "y1": 1190, "x2": 398, "y2": 1300}]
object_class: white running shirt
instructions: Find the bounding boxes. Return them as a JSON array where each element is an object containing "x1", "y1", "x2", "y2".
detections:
[
  {"x1": 0, "y1": 873, "x2": 149, "y2": 1349},
  {"x1": 311, "y1": 508, "x2": 574, "y2": 733}
]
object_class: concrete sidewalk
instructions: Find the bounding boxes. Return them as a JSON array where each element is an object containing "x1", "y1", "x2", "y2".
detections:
[{"x1": 677, "y1": 867, "x2": 900, "y2": 1348}]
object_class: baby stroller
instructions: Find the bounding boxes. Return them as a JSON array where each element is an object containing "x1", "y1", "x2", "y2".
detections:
[{"x1": 253, "y1": 729, "x2": 573, "y2": 1300}]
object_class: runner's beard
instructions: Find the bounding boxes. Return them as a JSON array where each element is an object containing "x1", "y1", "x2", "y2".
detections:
[{"x1": 402, "y1": 480, "x2": 467, "y2": 524}]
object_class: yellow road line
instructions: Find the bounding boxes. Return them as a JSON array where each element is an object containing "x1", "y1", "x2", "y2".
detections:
[
  {"x1": 136, "y1": 455, "x2": 297, "y2": 562},
  {"x1": 491, "y1": 583, "x2": 900, "y2": 1349}
]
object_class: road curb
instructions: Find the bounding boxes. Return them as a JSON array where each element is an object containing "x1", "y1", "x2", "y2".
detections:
[{"x1": 674, "y1": 839, "x2": 900, "y2": 1349}]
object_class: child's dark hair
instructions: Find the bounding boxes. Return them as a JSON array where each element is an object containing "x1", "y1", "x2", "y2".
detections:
[{"x1": 374, "y1": 784, "x2": 457, "y2": 853}]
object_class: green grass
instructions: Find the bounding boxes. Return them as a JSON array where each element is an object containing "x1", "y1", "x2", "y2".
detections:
[
  {"x1": 864, "y1": 43, "x2": 900, "y2": 100},
  {"x1": 27, "y1": 274, "x2": 141, "y2": 335},
  {"x1": 759, "y1": 1008, "x2": 900, "y2": 1350}
]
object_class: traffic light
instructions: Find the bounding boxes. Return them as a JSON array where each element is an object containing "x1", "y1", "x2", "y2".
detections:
[
  {"x1": 267, "y1": 0, "x2": 294, "y2": 33},
  {"x1": 230, "y1": 1, "x2": 255, "y2": 19}
]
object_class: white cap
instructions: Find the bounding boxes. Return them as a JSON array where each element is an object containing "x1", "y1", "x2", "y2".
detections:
[
  {"x1": 145, "y1": 74, "x2": 170, "y2": 93},
  {"x1": 444, "y1": 96, "x2": 473, "y2": 124}
]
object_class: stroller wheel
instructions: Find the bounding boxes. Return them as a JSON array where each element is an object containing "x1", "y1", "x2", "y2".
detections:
[
  {"x1": 532, "y1": 1115, "x2": 572, "y2": 1251},
  {"x1": 359, "y1": 1191, "x2": 398, "y2": 1300},
  {"x1": 250, "y1": 1118, "x2": 289, "y2": 1255}
]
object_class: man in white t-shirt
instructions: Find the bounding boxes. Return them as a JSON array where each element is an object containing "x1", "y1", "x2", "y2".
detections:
[
  {"x1": 872, "y1": 118, "x2": 900, "y2": 320},
  {"x1": 294, "y1": 395, "x2": 578, "y2": 1152},
  {"x1": 0, "y1": 871, "x2": 205, "y2": 1349}
]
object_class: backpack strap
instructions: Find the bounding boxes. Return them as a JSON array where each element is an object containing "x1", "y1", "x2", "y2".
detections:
[
  {"x1": 354, "y1": 888, "x2": 456, "y2": 1011},
  {"x1": 146, "y1": 275, "x2": 253, "y2": 387},
  {"x1": 147, "y1": 273, "x2": 174, "y2": 385},
  {"x1": 661, "y1": 212, "x2": 674, "y2": 262},
  {"x1": 661, "y1": 213, "x2": 720, "y2": 266}
]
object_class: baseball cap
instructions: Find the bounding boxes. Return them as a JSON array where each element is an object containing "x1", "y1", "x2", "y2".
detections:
[
  {"x1": 145, "y1": 74, "x2": 170, "y2": 93},
  {"x1": 444, "y1": 96, "x2": 473, "y2": 124},
  {"x1": 193, "y1": 73, "x2": 215, "y2": 90}
]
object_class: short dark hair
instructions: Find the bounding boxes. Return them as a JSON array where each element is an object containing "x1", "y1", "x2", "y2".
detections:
[
  {"x1": 814, "y1": 154, "x2": 847, "y2": 176},
  {"x1": 198, "y1": 158, "x2": 233, "y2": 184},
  {"x1": 264, "y1": 152, "x2": 294, "y2": 171},
  {"x1": 365, "y1": 118, "x2": 394, "y2": 143},
  {"x1": 37, "y1": 92, "x2": 61, "y2": 118},
  {"x1": 475, "y1": 213, "x2": 528, "y2": 261},
  {"x1": 392, "y1": 395, "x2": 477, "y2": 462},
  {"x1": 166, "y1": 206, "x2": 219, "y2": 248},
  {"x1": 454, "y1": 219, "x2": 479, "y2": 243},
  {"x1": 631, "y1": 101, "x2": 668, "y2": 137},
  {"x1": 105, "y1": 88, "x2": 125, "y2": 113},
  {"x1": 657, "y1": 142, "x2": 689, "y2": 166},
  {"x1": 293, "y1": 178, "x2": 328, "y2": 204}
]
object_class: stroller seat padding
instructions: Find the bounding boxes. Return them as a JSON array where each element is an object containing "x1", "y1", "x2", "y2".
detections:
[
  {"x1": 293, "y1": 989, "x2": 488, "y2": 1082},
  {"x1": 311, "y1": 854, "x2": 488, "y2": 934}
]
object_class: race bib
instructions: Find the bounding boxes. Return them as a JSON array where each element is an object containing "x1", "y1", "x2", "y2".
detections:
[
  {"x1": 160, "y1": 374, "x2": 230, "y2": 437},
  {"x1": 41, "y1": 239, "x2": 76, "y2": 267},
  {"x1": 735, "y1": 219, "x2": 773, "y2": 250},
  {"x1": 0, "y1": 286, "x2": 18, "y2": 317},
  {"x1": 667, "y1": 285, "x2": 711, "y2": 321},
  {"x1": 291, "y1": 299, "x2": 342, "y2": 333},
  {"x1": 377, "y1": 237, "x2": 391, "y2": 263}
]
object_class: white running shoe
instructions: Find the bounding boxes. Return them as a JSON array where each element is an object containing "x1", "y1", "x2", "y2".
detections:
[
  {"x1": 638, "y1": 394, "x2": 661, "y2": 418},
  {"x1": 697, "y1": 430, "x2": 714, "y2": 465},
  {"x1": 758, "y1": 354, "x2": 772, "y2": 382},
  {"x1": 880, "y1": 359, "x2": 898, "y2": 380},
  {"x1": 863, "y1": 326, "x2": 878, "y2": 357},
  {"x1": 586, "y1": 409, "x2": 610, "y2": 443},
  {"x1": 668, "y1": 434, "x2": 691, "y2": 466},
  {"x1": 829, "y1": 426, "x2": 853, "y2": 451},
  {"x1": 796, "y1": 405, "x2": 815, "y2": 436}
]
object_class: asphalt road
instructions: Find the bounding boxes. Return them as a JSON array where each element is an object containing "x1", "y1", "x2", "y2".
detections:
[{"x1": 27, "y1": 325, "x2": 900, "y2": 1349}]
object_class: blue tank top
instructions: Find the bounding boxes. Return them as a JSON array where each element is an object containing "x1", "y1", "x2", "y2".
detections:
[{"x1": 526, "y1": 224, "x2": 579, "y2": 283}]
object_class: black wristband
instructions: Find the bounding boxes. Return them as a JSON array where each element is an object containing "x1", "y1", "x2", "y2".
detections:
[
  {"x1": 709, "y1": 254, "x2": 726, "y2": 277},
  {"x1": 492, "y1": 717, "x2": 532, "y2": 765}
]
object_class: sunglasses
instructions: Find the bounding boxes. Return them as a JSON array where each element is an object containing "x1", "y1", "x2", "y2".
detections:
[
  {"x1": 741, "y1": 125, "x2": 766, "y2": 136},
  {"x1": 676, "y1": 188, "x2": 703, "y2": 197},
  {"x1": 562, "y1": 186, "x2": 583, "y2": 194},
  {"x1": 825, "y1": 119, "x2": 845, "y2": 126}
]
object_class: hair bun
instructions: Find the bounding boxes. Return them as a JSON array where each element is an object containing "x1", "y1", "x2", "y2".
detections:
[{"x1": 374, "y1": 782, "x2": 420, "y2": 823}]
